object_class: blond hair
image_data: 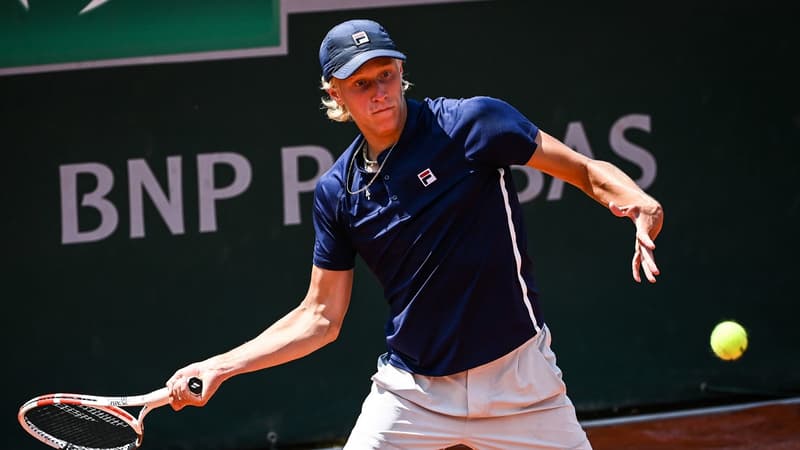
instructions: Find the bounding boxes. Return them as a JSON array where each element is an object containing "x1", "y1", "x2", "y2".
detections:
[{"x1": 319, "y1": 61, "x2": 412, "y2": 122}]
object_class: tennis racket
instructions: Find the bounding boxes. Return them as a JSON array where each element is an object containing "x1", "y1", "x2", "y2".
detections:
[{"x1": 18, "y1": 377, "x2": 203, "y2": 450}]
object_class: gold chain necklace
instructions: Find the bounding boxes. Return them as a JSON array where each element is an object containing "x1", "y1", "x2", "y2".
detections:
[{"x1": 346, "y1": 138, "x2": 398, "y2": 200}]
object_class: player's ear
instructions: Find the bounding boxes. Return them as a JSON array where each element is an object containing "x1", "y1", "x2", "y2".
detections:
[{"x1": 327, "y1": 82, "x2": 343, "y2": 105}]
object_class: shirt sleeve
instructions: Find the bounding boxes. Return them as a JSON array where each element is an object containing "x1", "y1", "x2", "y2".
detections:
[
  {"x1": 456, "y1": 96, "x2": 539, "y2": 167},
  {"x1": 312, "y1": 175, "x2": 356, "y2": 270}
]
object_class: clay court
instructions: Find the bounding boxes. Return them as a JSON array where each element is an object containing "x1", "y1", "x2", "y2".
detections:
[{"x1": 585, "y1": 397, "x2": 800, "y2": 450}]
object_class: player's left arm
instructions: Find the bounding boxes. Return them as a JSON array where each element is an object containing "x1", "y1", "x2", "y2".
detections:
[{"x1": 526, "y1": 130, "x2": 664, "y2": 283}]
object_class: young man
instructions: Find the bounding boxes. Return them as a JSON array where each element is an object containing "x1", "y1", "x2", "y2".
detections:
[{"x1": 167, "y1": 19, "x2": 663, "y2": 449}]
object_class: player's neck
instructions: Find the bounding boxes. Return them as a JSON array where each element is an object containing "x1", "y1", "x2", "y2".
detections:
[
  {"x1": 362, "y1": 129, "x2": 405, "y2": 161},
  {"x1": 363, "y1": 138, "x2": 397, "y2": 161}
]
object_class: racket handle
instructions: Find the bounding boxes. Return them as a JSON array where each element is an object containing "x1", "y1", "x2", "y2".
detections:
[{"x1": 188, "y1": 377, "x2": 203, "y2": 396}]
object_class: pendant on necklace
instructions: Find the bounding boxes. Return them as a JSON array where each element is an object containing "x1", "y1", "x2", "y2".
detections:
[{"x1": 365, "y1": 188, "x2": 371, "y2": 200}]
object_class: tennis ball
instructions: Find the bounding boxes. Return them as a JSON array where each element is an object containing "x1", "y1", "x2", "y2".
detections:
[{"x1": 710, "y1": 320, "x2": 748, "y2": 361}]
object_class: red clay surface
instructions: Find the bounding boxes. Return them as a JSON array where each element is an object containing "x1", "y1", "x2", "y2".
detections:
[
  {"x1": 585, "y1": 401, "x2": 800, "y2": 450},
  {"x1": 436, "y1": 400, "x2": 800, "y2": 450}
]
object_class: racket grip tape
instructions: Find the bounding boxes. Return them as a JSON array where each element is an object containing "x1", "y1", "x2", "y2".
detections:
[{"x1": 188, "y1": 377, "x2": 203, "y2": 396}]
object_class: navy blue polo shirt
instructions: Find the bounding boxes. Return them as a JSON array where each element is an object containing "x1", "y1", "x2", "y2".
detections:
[{"x1": 313, "y1": 96, "x2": 544, "y2": 376}]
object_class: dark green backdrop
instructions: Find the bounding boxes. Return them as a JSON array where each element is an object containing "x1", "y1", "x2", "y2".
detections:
[{"x1": 3, "y1": 1, "x2": 798, "y2": 448}]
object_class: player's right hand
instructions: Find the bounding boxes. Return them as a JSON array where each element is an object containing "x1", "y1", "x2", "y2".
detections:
[{"x1": 166, "y1": 360, "x2": 222, "y2": 411}]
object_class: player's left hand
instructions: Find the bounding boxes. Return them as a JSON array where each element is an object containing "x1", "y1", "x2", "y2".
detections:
[{"x1": 609, "y1": 201, "x2": 663, "y2": 283}]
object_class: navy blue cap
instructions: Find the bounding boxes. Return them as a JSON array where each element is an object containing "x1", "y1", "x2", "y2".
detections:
[{"x1": 319, "y1": 19, "x2": 406, "y2": 81}]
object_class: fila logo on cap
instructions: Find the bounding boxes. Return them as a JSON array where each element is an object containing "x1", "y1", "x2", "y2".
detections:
[
  {"x1": 417, "y1": 168, "x2": 437, "y2": 186},
  {"x1": 351, "y1": 31, "x2": 370, "y2": 46}
]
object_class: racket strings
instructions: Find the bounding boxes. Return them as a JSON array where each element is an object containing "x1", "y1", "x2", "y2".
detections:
[{"x1": 24, "y1": 403, "x2": 138, "y2": 450}]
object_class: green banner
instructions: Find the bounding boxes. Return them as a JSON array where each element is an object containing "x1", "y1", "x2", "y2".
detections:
[{"x1": 0, "y1": 0, "x2": 280, "y2": 72}]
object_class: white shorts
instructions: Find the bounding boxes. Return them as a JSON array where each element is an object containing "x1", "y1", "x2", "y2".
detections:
[{"x1": 343, "y1": 325, "x2": 592, "y2": 449}]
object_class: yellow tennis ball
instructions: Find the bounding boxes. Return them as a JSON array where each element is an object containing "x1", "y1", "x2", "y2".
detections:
[{"x1": 710, "y1": 320, "x2": 748, "y2": 361}]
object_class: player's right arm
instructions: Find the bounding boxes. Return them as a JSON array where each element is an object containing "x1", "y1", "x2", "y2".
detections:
[{"x1": 166, "y1": 265, "x2": 354, "y2": 410}]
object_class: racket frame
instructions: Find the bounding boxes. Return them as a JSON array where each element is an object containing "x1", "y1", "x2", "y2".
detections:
[{"x1": 17, "y1": 387, "x2": 169, "y2": 449}]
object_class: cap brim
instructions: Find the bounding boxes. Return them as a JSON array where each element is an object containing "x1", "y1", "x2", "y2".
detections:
[{"x1": 331, "y1": 49, "x2": 406, "y2": 80}]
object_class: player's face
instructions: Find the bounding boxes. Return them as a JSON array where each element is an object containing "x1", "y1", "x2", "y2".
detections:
[{"x1": 332, "y1": 58, "x2": 407, "y2": 143}]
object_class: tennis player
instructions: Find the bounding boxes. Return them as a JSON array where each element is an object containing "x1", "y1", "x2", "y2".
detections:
[{"x1": 167, "y1": 19, "x2": 663, "y2": 449}]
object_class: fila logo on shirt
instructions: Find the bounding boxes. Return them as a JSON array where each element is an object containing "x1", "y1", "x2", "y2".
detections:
[
  {"x1": 417, "y1": 168, "x2": 437, "y2": 186},
  {"x1": 352, "y1": 31, "x2": 370, "y2": 46}
]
